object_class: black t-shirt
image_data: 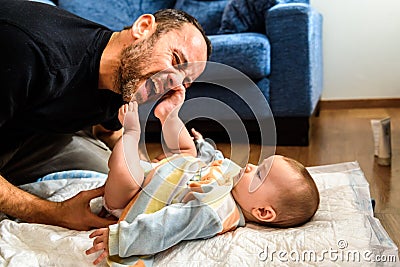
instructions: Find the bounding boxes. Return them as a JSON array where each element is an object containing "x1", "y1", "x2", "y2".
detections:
[{"x1": 0, "y1": 0, "x2": 124, "y2": 146}]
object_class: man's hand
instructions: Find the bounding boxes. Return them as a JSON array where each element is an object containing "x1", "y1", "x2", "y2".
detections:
[
  {"x1": 57, "y1": 186, "x2": 117, "y2": 230},
  {"x1": 154, "y1": 87, "x2": 185, "y2": 122},
  {"x1": 0, "y1": 176, "x2": 116, "y2": 231},
  {"x1": 86, "y1": 227, "x2": 110, "y2": 265}
]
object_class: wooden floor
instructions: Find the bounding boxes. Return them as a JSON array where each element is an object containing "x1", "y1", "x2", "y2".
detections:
[{"x1": 146, "y1": 106, "x2": 400, "y2": 250}]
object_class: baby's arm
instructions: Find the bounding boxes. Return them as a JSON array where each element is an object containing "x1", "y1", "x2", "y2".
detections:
[
  {"x1": 154, "y1": 88, "x2": 196, "y2": 157},
  {"x1": 104, "y1": 102, "x2": 144, "y2": 211}
]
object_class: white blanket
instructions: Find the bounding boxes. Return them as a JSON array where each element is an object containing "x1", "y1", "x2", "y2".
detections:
[{"x1": 0, "y1": 162, "x2": 398, "y2": 267}]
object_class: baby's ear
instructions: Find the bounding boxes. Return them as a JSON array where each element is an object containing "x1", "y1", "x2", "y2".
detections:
[{"x1": 252, "y1": 206, "x2": 276, "y2": 223}]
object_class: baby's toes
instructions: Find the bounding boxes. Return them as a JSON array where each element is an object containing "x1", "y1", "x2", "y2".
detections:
[
  {"x1": 124, "y1": 103, "x2": 130, "y2": 113},
  {"x1": 129, "y1": 101, "x2": 138, "y2": 112},
  {"x1": 121, "y1": 103, "x2": 128, "y2": 112}
]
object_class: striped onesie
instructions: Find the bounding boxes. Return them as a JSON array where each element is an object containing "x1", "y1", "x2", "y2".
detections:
[{"x1": 106, "y1": 140, "x2": 245, "y2": 266}]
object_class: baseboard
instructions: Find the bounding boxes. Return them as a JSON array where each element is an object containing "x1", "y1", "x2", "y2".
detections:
[{"x1": 320, "y1": 98, "x2": 400, "y2": 109}]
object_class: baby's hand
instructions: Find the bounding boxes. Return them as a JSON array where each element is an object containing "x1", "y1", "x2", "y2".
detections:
[
  {"x1": 85, "y1": 228, "x2": 110, "y2": 265},
  {"x1": 118, "y1": 101, "x2": 140, "y2": 136},
  {"x1": 191, "y1": 128, "x2": 204, "y2": 141}
]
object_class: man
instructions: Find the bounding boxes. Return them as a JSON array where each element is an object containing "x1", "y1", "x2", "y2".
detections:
[{"x1": 0, "y1": 0, "x2": 211, "y2": 230}]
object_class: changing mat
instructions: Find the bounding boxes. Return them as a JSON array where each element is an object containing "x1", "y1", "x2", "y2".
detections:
[{"x1": 0, "y1": 162, "x2": 398, "y2": 266}]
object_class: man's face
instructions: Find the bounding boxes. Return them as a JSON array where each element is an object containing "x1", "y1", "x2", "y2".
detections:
[{"x1": 115, "y1": 23, "x2": 208, "y2": 103}]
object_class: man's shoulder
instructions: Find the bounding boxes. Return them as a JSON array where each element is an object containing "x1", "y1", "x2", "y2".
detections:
[{"x1": 0, "y1": 0, "x2": 110, "y2": 69}]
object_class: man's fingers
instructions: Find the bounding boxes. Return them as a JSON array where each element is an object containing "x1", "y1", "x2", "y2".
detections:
[
  {"x1": 89, "y1": 215, "x2": 117, "y2": 229},
  {"x1": 83, "y1": 192, "x2": 117, "y2": 228},
  {"x1": 82, "y1": 186, "x2": 105, "y2": 202}
]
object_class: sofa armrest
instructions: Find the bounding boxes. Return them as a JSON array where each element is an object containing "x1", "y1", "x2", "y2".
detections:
[{"x1": 267, "y1": 3, "x2": 323, "y2": 117}]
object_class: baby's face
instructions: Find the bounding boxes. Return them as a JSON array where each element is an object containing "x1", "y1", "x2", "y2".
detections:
[{"x1": 231, "y1": 155, "x2": 291, "y2": 212}]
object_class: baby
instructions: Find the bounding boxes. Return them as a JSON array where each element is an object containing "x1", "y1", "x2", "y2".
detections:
[{"x1": 85, "y1": 90, "x2": 320, "y2": 265}]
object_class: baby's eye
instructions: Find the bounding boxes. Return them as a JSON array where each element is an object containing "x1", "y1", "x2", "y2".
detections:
[{"x1": 256, "y1": 170, "x2": 261, "y2": 180}]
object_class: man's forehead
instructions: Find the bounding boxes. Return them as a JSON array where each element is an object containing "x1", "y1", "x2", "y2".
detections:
[{"x1": 168, "y1": 24, "x2": 207, "y2": 59}]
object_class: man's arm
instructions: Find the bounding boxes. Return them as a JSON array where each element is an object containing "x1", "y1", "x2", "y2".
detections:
[
  {"x1": 0, "y1": 175, "x2": 115, "y2": 230},
  {"x1": 0, "y1": 23, "x2": 116, "y2": 230},
  {"x1": 154, "y1": 88, "x2": 196, "y2": 157}
]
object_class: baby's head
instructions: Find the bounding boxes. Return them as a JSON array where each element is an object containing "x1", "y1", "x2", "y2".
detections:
[{"x1": 231, "y1": 155, "x2": 319, "y2": 228}]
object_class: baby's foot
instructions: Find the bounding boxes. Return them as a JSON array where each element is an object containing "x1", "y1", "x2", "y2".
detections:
[{"x1": 118, "y1": 101, "x2": 140, "y2": 135}]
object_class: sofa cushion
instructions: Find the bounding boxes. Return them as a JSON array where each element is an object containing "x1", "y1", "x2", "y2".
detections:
[
  {"x1": 276, "y1": 0, "x2": 309, "y2": 3},
  {"x1": 174, "y1": 0, "x2": 228, "y2": 35},
  {"x1": 208, "y1": 33, "x2": 270, "y2": 80},
  {"x1": 218, "y1": 0, "x2": 277, "y2": 34},
  {"x1": 58, "y1": 0, "x2": 176, "y2": 31},
  {"x1": 29, "y1": 0, "x2": 56, "y2": 5}
]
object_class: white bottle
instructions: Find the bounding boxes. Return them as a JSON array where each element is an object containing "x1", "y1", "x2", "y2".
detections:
[{"x1": 371, "y1": 117, "x2": 391, "y2": 166}]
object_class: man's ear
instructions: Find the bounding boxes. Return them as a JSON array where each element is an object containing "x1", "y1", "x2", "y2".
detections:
[
  {"x1": 131, "y1": 14, "x2": 155, "y2": 39},
  {"x1": 251, "y1": 206, "x2": 276, "y2": 223}
]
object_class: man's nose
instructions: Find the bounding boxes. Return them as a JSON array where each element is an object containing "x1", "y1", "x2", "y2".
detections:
[{"x1": 166, "y1": 72, "x2": 185, "y2": 90}]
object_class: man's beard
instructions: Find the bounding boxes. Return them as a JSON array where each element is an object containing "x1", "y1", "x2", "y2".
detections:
[{"x1": 114, "y1": 33, "x2": 158, "y2": 102}]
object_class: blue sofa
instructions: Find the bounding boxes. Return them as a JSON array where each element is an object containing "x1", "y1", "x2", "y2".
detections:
[{"x1": 38, "y1": 0, "x2": 323, "y2": 145}]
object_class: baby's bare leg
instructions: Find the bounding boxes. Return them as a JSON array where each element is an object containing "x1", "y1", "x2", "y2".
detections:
[{"x1": 104, "y1": 102, "x2": 144, "y2": 211}]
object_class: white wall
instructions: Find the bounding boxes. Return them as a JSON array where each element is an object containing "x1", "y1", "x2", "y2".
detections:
[{"x1": 311, "y1": 0, "x2": 400, "y2": 100}]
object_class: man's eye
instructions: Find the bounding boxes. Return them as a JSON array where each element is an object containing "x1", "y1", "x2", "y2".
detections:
[{"x1": 173, "y1": 53, "x2": 181, "y2": 66}]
